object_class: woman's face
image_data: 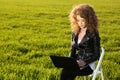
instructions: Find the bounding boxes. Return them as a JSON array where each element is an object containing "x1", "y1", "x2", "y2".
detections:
[{"x1": 76, "y1": 15, "x2": 86, "y2": 29}]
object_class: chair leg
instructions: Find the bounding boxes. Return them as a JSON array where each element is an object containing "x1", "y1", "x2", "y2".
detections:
[
  {"x1": 84, "y1": 76, "x2": 86, "y2": 80},
  {"x1": 92, "y1": 70, "x2": 97, "y2": 80},
  {"x1": 100, "y1": 68, "x2": 104, "y2": 80}
]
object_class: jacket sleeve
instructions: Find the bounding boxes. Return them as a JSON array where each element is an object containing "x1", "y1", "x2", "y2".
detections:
[
  {"x1": 69, "y1": 33, "x2": 76, "y2": 58},
  {"x1": 84, "y1": 31, "x2": 100, "y2": 65}
]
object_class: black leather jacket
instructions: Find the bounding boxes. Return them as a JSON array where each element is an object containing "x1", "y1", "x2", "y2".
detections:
[{"x1": 69, "y1": 30, "x2": 100, "y2": 65}]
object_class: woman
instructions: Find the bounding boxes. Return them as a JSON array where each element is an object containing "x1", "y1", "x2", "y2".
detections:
[{"x1": 60, "y1": 4, "x2": 100, "y2": 80}]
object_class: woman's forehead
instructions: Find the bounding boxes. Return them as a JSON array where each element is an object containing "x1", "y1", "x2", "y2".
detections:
[{"x1": 76, "y1": 15, "x2": 85, "y2": 20}]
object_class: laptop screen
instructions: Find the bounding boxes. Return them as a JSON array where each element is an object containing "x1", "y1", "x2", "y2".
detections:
[{"x1": 50, "y1": 55, "x2": 79, "y2": 69}]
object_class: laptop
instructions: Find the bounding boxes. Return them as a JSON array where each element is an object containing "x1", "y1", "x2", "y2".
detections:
[{"x1": 50, "y1": 55, "x2": 79, "y2": 69}]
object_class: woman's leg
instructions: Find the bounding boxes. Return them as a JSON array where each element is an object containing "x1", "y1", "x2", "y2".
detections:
[
  {"x1": 76, "y1": 66, "x2": 93, "y2": 76},
  {"x1": 60, "y1": 68, "x2": 77, "y2": 80},
  {"x1": 59, "y1": 66, "x2": 93, "y2": 80}
]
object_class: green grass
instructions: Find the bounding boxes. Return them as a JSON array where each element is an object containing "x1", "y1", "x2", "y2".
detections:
[{"x1": 0, "y1": 0, "x2": 120, "y2": 80}]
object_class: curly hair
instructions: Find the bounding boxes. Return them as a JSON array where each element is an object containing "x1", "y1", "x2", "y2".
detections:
[{"x1": 69, "y1": 4, "x2": 98, "y2": 35}]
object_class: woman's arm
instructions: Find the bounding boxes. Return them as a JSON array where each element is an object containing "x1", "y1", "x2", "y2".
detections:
[
  {"x1": 85, "y1": 31, "x2": 100, "y2": 65},
  {"x1": 69, "y1": 33, "x2": 76, "y2": 58}
]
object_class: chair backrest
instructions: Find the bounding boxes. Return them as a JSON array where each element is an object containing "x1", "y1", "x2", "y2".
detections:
[
  {"x1": 95, "y1": 47, "x2": 105, "y2": 71},
  {"x1": 92, "y1": 47, "x2": 105, "y2": 80}
]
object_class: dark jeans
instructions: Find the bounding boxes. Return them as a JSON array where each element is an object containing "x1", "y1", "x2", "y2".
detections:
[{"x1": 60, "y1": 66, "x2": 93, "y2": 80}]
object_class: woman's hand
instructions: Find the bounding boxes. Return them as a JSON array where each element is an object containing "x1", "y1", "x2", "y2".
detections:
[{"x1": 77, "y1": 59, "x2": 86, "y2": 67}]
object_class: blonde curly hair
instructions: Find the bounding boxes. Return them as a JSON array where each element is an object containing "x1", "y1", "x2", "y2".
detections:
[{"x1": 69, "y1": 4, "x2": 98, "y2": 35}]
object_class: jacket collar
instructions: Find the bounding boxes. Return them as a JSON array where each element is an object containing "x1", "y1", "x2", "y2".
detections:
[{"x1": 74, "y1": 30, "x2": 94, "y2": 45}]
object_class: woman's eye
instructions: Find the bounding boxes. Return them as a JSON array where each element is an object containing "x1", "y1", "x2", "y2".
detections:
[
  {"x1": 81, "y1": 19, "x2": 85, "y2": 22},
  {"x1": 77, "y1": 20, "x2": 85, "y2": 22}
]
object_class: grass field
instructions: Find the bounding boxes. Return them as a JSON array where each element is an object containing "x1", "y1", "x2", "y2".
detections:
[{"x1": 0, "y1": 0, "x2": 120, "y2": 80}]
